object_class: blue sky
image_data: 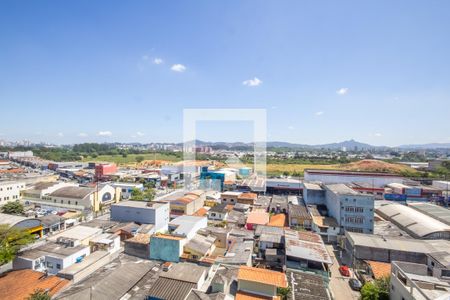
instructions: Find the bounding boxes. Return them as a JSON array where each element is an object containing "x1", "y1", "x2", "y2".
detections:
[{"x1": 1, "y1": 1, "x2": 449, "y2": 146}]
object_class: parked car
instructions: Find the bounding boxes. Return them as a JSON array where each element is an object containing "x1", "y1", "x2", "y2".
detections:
[
  {"x1": 339, "y1": 265, "x2": 351, "y2": 277},
  {"x1": 349, "y1": 278, "x2": 362, "y2": 291}
]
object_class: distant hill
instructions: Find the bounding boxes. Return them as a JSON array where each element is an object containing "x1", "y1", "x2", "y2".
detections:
[{"x1": 179, "y1": 139, "x2": 450, "y2": 150}]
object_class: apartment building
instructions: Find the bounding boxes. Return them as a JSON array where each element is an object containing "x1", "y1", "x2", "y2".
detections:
[
  {"x1": 324, "y1": 184, "x2": 374, "y2": 234},
  {"x1": 0, "y1": 181, "x2": 25, "y2": 205}
]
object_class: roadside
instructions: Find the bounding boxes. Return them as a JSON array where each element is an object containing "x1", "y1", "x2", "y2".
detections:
[{"x1": 326, "y1": 244, "x2": 361, "y2": 300}]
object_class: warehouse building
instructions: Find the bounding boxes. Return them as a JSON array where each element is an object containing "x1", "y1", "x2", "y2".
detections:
[
  {"x1": 345, "y1": 231, "x2": 450, "y2": 264},
  {"x1": 304, "y1": 169, "x2": 403, "y2": 187},
  {"x1": 408, "y1": 202, "x2": 450, "y2": 226},
  {"x1": 376, "y1": 203, "x2": 450, "y2": 240}
]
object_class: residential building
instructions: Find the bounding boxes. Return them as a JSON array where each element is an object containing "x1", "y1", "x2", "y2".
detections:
[
  {"x1": 207, "y1": 203, "x2": 229, "y2": 221},
  {"x1": 288, "y1": 202, "x2": 312, "y2": 229},
  {"x1": 221, "y1": 191, "x2": 242, "y2": 205},
  {"x1": 169, "y1": 215, "x2": 208, "y2": 239},
  {"x1": 111, "y1": 182, "x2": 144, "y2": 199},
  {"x1": 110, "y1": 201, "x2": 170, "y2": 232},
  {"x1": 245, "y1": 210, "x2": 270, "y2": 230},
  {"x1": 13, "y1": 242, "x2": 90, "y2": 274},
  {"x1": 427, "y1": 251, "x2": 450, "y2": 280},
  {"x1": 269, "y1": 195, "x2": 288, "y2": 214},
  {"x1": 147, "y1": 263, "x2": 209, "y2": 300},
  {"x1": 124, "y1": 233, "x2": 150, "y2": 259},
  {"x1": 390, "y1": 261, "x2": 450, "y2": 300},
  {"x1": 183, "y1": 234, "x2": 216, "y2": 260},
  {"x1": 150, "y1": 234, "x2": 185, "y2": 262},
  {"x1": 0, "y1": 181, "x2": 25, "y2": 205},
  {"x1": 324, "y1": 183, "x2": 374, "y2": 234},
  {"x1": 170, "y1": 190, "x2": 205, "y2": 216},
  {"x1": 285, "y1": 229, "x2": 333, "y2": 277},
  {"x1": 237, "y1": 192, "x2": 257, "y2": 205},
  {"x1": 286, "y1": 270, "x2": 331, "y2": 300},
  {"x1": 236, "y1": 266, "x2": 288, "y2": 299},
  {"x1": 47, "y1": 225, "x2": 103, "y2": 246}
]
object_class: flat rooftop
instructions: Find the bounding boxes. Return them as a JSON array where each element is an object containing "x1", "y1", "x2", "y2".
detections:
[
  {"x1": 112, "y1": 200, "x2": 168, "y2": 209},
  {"x1": 325, "y1": 183, "x2": 359, "y2": 195}
]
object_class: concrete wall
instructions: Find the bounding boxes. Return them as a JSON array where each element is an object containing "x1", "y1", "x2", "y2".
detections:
[
  {"x1": 124, "y1": 241, "x2": 150, "y2": 259},
  {"x1": 238, "y1": 280, "x2": 277, "y2": 297},
  {"x1": 0, "y1": 181, "x2": 25, "y2": 205},
  {"x1": 150, "y1": 237, "x2": 183, "y2": 262}
]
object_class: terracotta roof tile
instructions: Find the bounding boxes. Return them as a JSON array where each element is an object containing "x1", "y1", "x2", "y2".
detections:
[
  {"x1": 268, "y1": 214, "x2": 286, "y2": 227},
  {"x1": 0, "y1": 269, "x2": 69, "y2": 300},
  {"x1": 366, "y1": 260, "x2": 391, "y2": 279},
  {"x1": 238, "y1": 266, "x2": 287, "y2": 288}
]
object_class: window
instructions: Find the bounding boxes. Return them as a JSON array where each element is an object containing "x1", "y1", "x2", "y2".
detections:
[
  {"x1": 47, "y1": 262, "x2": 53, "y2": 268},
  {"x1": 56, "y1": 264, "x2": 61, "y2": 269},
  {"x1": 75, "y1": 201, "x2": 78, "y2": 205},
  {"x1": 68, "y1": 201, "x2": 71, "y2": 205}
]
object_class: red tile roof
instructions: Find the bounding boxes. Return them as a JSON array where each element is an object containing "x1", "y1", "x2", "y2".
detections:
[
  {"x1": 0, "y1": 269, "x2": 69, "y2": 300},
  {"x1": 238, "y1": 266, "x2": 287, "y2": 288}
]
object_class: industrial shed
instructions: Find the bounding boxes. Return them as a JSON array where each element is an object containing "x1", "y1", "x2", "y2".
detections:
[
  {"x1": 345, "y1": 231, "x2": 450, "y2": 264},
  {"x1": 376, "y1": 204, "x2": 450, "y2": 240}
]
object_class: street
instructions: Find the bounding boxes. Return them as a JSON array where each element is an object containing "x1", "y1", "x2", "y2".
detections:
[{"x1": 326, "y1": 244, "x2": 361, "y2": 300}]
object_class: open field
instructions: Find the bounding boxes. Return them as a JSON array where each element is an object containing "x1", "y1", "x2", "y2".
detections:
[{"x1": 265, "y1": 159, "x2": 419, "y2": 176}]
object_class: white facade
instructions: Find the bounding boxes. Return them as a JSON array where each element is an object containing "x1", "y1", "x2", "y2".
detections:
[
  {"x1": 111, "y1": 182, "x2": 144, "y2": 199},
  {"x1": 304, "y1": 170, "x2": 404, "y2": 188},
  {"x1": 0, "y1": 181, "x2": 25, "y2": 205}
]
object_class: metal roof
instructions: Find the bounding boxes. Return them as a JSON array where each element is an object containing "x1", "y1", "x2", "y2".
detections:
[
  {"x1": 48, "y1": 186, "x2": 94, "y2": 199},
  {"x1": 324, "y1": 183, "x2": 359, "y2": 195},
  {"x1": 376, "y1": 204, "x2": 450, "y2": 238},
  {"x1": 408, "y1": 202, "x2": 450, "y2": 226},
  {"x1": 346, "y1": 231, "x2": 450, "y2": 253}
]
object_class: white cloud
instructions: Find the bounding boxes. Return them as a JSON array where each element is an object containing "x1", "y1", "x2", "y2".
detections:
[
  {"x1": 315, "y1": 111, "x2": 324, "y2": 116},
  {"x1": 153, "y1": 58, "x2": 163, "y2": 65},
  {"x1": 142, "y1": 55, "x2": 149, "y2": 61},
  {"x1": 78, "y1": 133, "x2": 88, "y2": 137},
  {"x1": 57, "y1": 132, "x2": 64, "y2": 137},
  {"x1": 136, "y1": 131, "x2": 145, "y2": 137},
  {"x1": 171, "y1": 64, "x2": 186, "y2": 72},
  {"x1": 288, "y1": 125, "x2": 295, "y2": 130},
  {"x1": 374, "y1": 133, "x2": 382, "y2": 137},
  {"x1": 97, "y1": 131, "x2": 112, "y2": 137},
  {"x1": 242, "y1": 77, "x2": 262, "y2": 87},
  {"x1": 336, "y1": 87, "x2": 349, "y2": 95}
]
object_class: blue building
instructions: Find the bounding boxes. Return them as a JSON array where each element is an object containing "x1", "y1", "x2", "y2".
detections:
[
  {"x1": 149, "y1": 234, "x2": 184, "y2": 262},
  {"x1": 324, "y1": 184, "x2": 374, "y2": 234}
]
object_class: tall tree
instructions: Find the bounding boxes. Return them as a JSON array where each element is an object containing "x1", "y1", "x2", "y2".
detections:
[
  {"x1": 0, "y1": 224, "x2": 34, "y2": 265},
  {"x1": 1, "y1": 202, "x2": 24, "y2": 215}
]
